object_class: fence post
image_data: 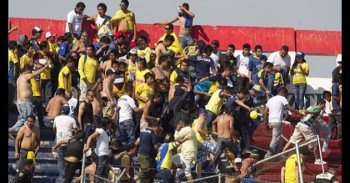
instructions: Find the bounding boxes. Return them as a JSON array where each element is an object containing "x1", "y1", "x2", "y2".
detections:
[
  {"x1": 316, "y1": 135, "x2": 325, "y2": 173},
  {"x1": 218, "y1": 173, "x2": 221, "y2": 183},
  {"x1": 80, "y1": 144, "x2": 87, "y2": 183},
  {"x1": 295, "y1": 142, "x2": 304, "y2": 183}
]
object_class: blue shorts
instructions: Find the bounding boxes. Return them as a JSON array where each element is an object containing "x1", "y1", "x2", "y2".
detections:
[{"x1": 197, "y1": 141, "x2": 218, "y2": 163}]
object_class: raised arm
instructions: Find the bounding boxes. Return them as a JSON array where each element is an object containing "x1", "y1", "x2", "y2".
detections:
[{"x1": 154, "y1": 16, "x2": 178, "y2": 25}]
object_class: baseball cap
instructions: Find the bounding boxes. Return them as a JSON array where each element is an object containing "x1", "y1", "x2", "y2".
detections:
[
  {"x1": 114, "y1": 31, "x2": 125, "y2": 38},
  {"x1": 61, "y1": 105, "x2": 70, "y2": 114},
  {"x1": 106, "y1": 68, "x2": 116, "y2": 76},
  {"x1": 129, "y1": 48, "x2": 137, "y2": 55},
  {"x1": 234, "y1": 158, "x2": 242, "y2": 165},
  {"x1": 336, "y1": 54, "x2": 342, "y2": 63},
  {"x1": 32, "y1": 26, "x2": 43, "y2": 35},
  {"x1": 45, "y1": 31, "x2": 57, "y2": 38},
  {"x1": 211, "y1": 40, "x2": 219, "y2": 47},
  {"x1": 295, "y1": 51, "x2": 305, "y2": 59},
  {"x1": 38, "y1": 59, "x2": 47, "y2": 65}
]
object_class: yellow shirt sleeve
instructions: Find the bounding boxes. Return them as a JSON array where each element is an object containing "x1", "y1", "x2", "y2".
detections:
[
  {"x1": 170, "y1": 70, "x2": 178, "y2": 83},
  {"x1": 78, "y1": 55, "x2": 86, "y2": 79}
]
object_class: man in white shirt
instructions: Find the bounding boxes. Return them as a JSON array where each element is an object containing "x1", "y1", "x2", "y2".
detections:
[
  {"x1": 266, "y1": 45, "x2": 291, "y2": 93},
  {"x1": 117, "y1": 84, "x2": 143, "y2": 145},
  {"x1": 53, "y1": 105, "x2": 78, "y2": 182},
  {"x1": 210, "y1": 40, "x2": 222, "y2": 73},
  {"x1": 84, "y1": 117, "x2": 112, "y2": 183},
  {"x1": 65, "y1": 2, "x2": 88, "y2": 40},
  {"x1": 236, "y1": 43, "x2": 252, "y2": 90},
  {"x1": 264, "y1": 87, "x2": 301, "y2": 158}
]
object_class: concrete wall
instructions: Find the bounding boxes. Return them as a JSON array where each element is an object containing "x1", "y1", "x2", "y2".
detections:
[{"x1": 9, "y1": 0, "x2": 341, "y2": 31}]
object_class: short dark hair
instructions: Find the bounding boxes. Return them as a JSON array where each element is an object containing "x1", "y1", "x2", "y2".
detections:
[
  {"x1": 322, "y1": 90, "x2": 331, "y2": 98},
  {"x1": 76, "y1": 2, "x2": 86, "y2": 9},
  {"x1": 278, "y1": 87, "x2": 288, "y2": 95},
  {"x1": 56, "y1": 88, "x2": 65, "y2": 95},
  {"x1": 242, "y1": 43, "x2": 251, "y2": 50},
  {"x1": 238, "y1": 88, "x2": 250, "y2": 95},
  {"x1": 97, "y1": 3, "x2": 107, "y2": 11},
  {"x1": 124, "y1": 83, "x2": 133, "y2": 93},
  {"x1": 39, "y1": 41, "x2": 48, "y2": 50},
  {"x1": 316, "y1": 98, "x2": 326, "y2": 105},
  {"x1": 24, "y1": 43, "x2": 34, "y2": 51},
  {"x1": 254, "y1": 45, "x2": 263, "y2": 52},
  {"x1": 100, "y1": 117, "x2": 112, "y2": 128},
  {"x1": 26, "y1": 114, "x2": 36, "y2": 121},
  {"x1": 166, "y1": 23, "x2": 174, "y2": 30},
  {"x1": 149, "y1": 120, "x2": 159, "y2": 127},
  {"x1": 121, "y1": 0, "x2": 129, "y2": 7},
  {"x1": 164, "y1": 35, "x2": 175, "y2": 43},
  {"x1": 23, "y1": 64, "x2": 33, "y2": 72},
  {"x1": 99, "y1": 36, "x2": 111, "y2": 44},
  {"x1": 8, "y1": 40, "x2": 17, "y2": 50},
  {"x1": 158, "y1": 55, "x2": 168, "y2": 65},
  {"x1": 86, "y1": 44, "x2": 96, "y2": 52},
  {"x1": 281, "y1": 45, "x2": 289, "y2": 52},
  {"x1": 263, "y1": 62, "x2": 274, "y2": 68},
  {"x1": 227, "y1": 44, "x2": 235, "y2": 50},
  {"x1": 144, "y1": 72, "x2": 155, "y2": 81},
  {"x1": 182, "y1": 3, "x2": 189, "y2": 10}
]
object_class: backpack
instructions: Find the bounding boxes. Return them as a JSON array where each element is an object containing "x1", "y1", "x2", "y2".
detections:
[{"x1": 96, "y1": 15, "x2": 111, "y2": 41}]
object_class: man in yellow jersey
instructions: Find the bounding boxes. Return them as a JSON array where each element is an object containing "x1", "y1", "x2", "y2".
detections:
[
  {"x1": 58, "y1": 56, "x2": 76, "y2": 98},
  {"x1": 155, "y1": 133, "x2": 191, "y2": 183},
  {"x1": 192, "y1": 109, "x2": 219, "y2": 178},
  {"x1": 281, "y1": 152, "x2": 305, "y2": 183},
  {"x1": 155, "y1": 23, "x2": 183, "y2": 56},
  {"x1": 204, "y1": 86, "x2": 232, "y2": 129},
  {"x1": 45, "y1": 32, "x2": 57, "y2": 57},
  {"x1": 33, "y1": 41, "x2": 54, "y2": 106},
  {"x1": 20, "y1": 43, "x2": 35, "y2": 73},
  {"x1": 8, "y1": 41, "x2": 19, "y2": 110},
  {"x1": 134, "y1": 57, "x2": 152, "y2": 90},
  {"x1": 78, "y1": 44, "x2": 101, "y2": 102},
  {"x1": 31, "y1": 62, "x2": 46, "y2": 128}
]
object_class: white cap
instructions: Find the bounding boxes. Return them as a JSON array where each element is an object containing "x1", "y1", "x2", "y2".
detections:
[
  {"x1": 45, "y1": 31, "x2": 57, "y2": 38},
  {"x1": 38, "y1": 59, "x2": 47, "y2": 65},
  {"x1": 129, "y1": 48, "x2": 137, "y2": 55},
  {"x1": 234, "y1": 158, "x2": 242, "y2": 164},
  {"x1": 336, "y1": 54, "x2": 342, "y2": 63}
]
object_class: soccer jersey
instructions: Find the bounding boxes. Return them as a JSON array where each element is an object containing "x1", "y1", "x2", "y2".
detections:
[
  {"x1": 30, "y1": 68, "x2": 41, "y2": 97},
  {"x1": 134, "y1": 69, "x2": 151, "y2": 89},
  {"x1": 20, "y1": 54, "x2": 33, "y2": 72},
  {"x1": 192, "y1": 118, "x2": 207, "y2": 146},
  {"x1": 135, "y1": 83, "x2": 154, "y2": 107},
  {"x1": 58, "y1": 66, "x2": 72, "y2": 93},
  {"x1": 156, "y1": 142, "x2": 179, "y2": 169},
  {"x1": 292, "y1": 63, "x2": 309, "y2": 84},
  {"x1": 8, "y1": 50, "x2": 18, "y2": 81},
  {"x1": 284, "y1": 154, "x2": 304, "y2": 183},
  {"x1": 78, "y1": 54, "x2": 99, "y2": 83},
  {"x1": 205, "y1": 89, "x2": 224, "y2": 115},
  {"x1": 304, "y1": 105, "x2": 322, "y2": 122}
]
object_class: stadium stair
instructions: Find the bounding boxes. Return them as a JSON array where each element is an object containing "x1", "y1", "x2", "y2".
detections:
[
  {"x1": 8, "y1": 115, "x2": 60, "y2": 183},
  {"x1": 251, "y1": 115, "x2": 342, "y2": 183}
]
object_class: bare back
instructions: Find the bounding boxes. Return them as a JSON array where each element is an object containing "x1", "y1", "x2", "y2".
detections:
[
  {"x1": 16, "y1": 74, "x2": 33, "y2": 100},
  {"x1": 216, "y1": 114, "x2": 234, "y2": 139},
  {"x1": 92, "y1": 92, "x2": 103, "y2": 115},
  {"x1": 46, "y1": 96, "x2": 68, "y2": 117},
  {"x1": 19, "y1": 124, "x2": 40, "y2": 150},
  {"x1": 102, "y1": 60, "x2": 112, "y2": 77},
  {"x1": 155, "y1": 44, "x2": 167, "y2": 65}
]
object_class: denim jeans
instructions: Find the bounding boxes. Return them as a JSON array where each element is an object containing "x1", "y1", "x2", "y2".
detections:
[
  {"x1": 178, "y1": 34, "x2": 194, "y2": 48},
  {"x1": 204, "y1": 110, "x2": 217, "y2": 129},
  {"x1": 41, "y1": 79, "x2": 53, "y2": 105},
  {"x1": 63, "y1": 160, "x2": 79, "y2": 183},
  {"x1": 264, "y1": 123, "x2": 282, "y2": 158},
  {"x1": 267, "y1": 69, "x2": 287, "y2": 95},
  {"x1": 293, "y1": 83, "x2": 307, "y2": 110},
  {"x1": 95, "y1": 155, "x2": 110, "y2": 183},
  {"x1": 9, "y1": 100, "x2": 34, "y2": 132},
  {"x1": 119, "y1": 119, "x2": 135, "y2": 145},
  {"x1": 83, "y1": 123, "x2": 95, "y2": 140},
  {"x1": 57, "y1": 146, "x2": 67, "y2": 181},
  {"x1": 155, "y1": 169, "x2": 174, "y2": 183},
  {"x1": 313, "y1": 120, "x2": 331, "y2": 149},
  {"x1": 217, "y1": 138, "x2": 240, "y2": 158},
  {"x1": 33, "y1": 96, "x2": 44, "y2": 126},
  {"x1": 328, "y1": 110, "x2": 342, "y2": 139}
]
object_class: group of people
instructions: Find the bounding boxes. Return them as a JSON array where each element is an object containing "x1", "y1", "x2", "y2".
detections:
[{"x1": 8, "y1": 0, "x2": 342, "y2": 183}]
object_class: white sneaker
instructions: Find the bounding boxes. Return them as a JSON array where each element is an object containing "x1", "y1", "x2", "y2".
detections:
[{"x1": 314, "y1": 159, "x2": 327, "y2": 165}]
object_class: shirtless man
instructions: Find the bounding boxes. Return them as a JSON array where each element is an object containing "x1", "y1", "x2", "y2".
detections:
[
  {"x1": 212, "y1": 107, "x2": 240, "y2": 158},
  {"x1": 101, "y1": 51, "x2": 117, "y2": 78},
  {"x1": 155, "y1": 35, "x2": 175, "y2": 66},
  {"x1": 91, "y1": 79, "x2": 104, "y2": 125},
  {"x1": 154, "y1": 3, "x2": 195, "y2": 48},
  {"x1": 71, "y1": 30, "x2": 89, "y2": 56},
  {"x1": 8, "y1": 64, "x2": 48, "y2": 134},
  {"x1": 14, "y1": 114, "x2": 40, "y2": 172},
  {"x1": 240, "y1": 150, "x2": 259, "y2": 178},
  {"x1": 151, "y1": 55, "x2": 171, "y2": 94},
  {"x1": 45, "y1": 88, "x2": 69, "y2": 123},
  {"x1": 110, "y1": 0, "x2": 137, "y2": 46},
  {"x1": 102, "y1": 69, "x2": 117, "y2": 118}
]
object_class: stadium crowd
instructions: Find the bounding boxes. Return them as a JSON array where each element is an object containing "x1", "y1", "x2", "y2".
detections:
[{"x1": 8, "y1": 0, "x2": 342, "y2": 183}]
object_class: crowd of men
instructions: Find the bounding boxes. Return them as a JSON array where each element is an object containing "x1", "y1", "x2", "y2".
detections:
[{"x1": 8, "y1": 0, "x2": 342, "y2": 183}]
